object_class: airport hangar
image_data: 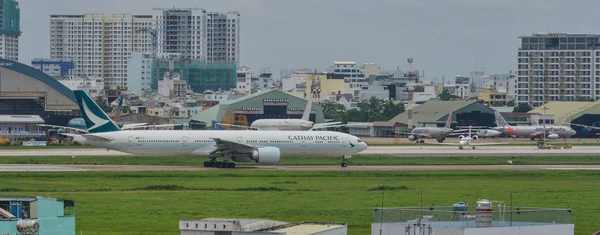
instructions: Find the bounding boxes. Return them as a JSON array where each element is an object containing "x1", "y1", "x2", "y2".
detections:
[
  {"x1": 0, "y1": 59, "x2": 80, "y2": 139},
  {"x1": 190, "y1": 90, "x2": 325, "y2": 129},
  {"x1": 531, "y1": 101, "x2": 600, "y2": 138},
  {"x1": 388, "y1": 99, "x2": 499, "y2": 128}
]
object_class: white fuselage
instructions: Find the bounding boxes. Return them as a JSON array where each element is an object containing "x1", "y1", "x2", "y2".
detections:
[
  {"x1": 83, "y1": 130, "x2": 366, "y2": 157},
  {"x1": 250, "y1": 119, "x2": 314, "y2": 131}
]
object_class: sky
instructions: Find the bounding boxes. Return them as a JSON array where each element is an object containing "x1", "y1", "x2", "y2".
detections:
[{"x1": 18, "y1": 0, "x2": 600, "y2": 81}]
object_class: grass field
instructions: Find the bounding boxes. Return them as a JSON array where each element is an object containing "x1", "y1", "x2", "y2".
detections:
[
  {"x1": 2, "y1": 155, "x2": 600, "y2": 166},
  {"x1": 0, "y1": 171, "x2": 597, "y2": 235}
]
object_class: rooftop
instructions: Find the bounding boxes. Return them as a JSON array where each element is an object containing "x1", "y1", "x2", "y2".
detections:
[
  {"x1": 0, "y1": 115, "x2": 44, "y2": 124},
  {"x1": 263, "y1": 222, "x2": 346, "y2": 234}
]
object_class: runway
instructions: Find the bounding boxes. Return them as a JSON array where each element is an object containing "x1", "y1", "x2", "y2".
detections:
[
  {"x1": 1, "y1": 146, "x2": 600, "y2": 157},
  {"x1": 0, "y1": 164, "x2": 599, "y2": 172}
]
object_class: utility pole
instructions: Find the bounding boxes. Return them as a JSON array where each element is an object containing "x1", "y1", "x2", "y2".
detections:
[
  {"x1": 168, "y1": 55, "x2": 175, "y2": 128},
  {"x1": 407, "y1": 58, "x2": 414, "y2": 133}
]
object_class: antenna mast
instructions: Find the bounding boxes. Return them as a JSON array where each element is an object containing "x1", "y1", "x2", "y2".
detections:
[{"x1": 407, "y1": 58, "x2": 414, "y2": 133}]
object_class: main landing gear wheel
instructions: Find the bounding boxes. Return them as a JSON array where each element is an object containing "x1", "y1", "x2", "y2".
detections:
[
  {"x1": 341, "y1": 162, "x2": 348, "y2": 168},
  {"x1": 472, "y1": 146, "x2": 476, "y2": 149},
  {"x1": 203, "y1": 160, "x2": 236, "y2": 168}
]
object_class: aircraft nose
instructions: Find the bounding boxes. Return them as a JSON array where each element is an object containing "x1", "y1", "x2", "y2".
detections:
[{"x1": 360, "y1": 142, "x2": 368, "y2": 151}]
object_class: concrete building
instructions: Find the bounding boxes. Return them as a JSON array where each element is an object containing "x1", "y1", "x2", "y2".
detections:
[
  {"x1": 236, "y1": 66, "x2": 252, "y2": 94},
  {"x1": 441, "y1": 84, "x2": 471, "y2": 100},
  {"x1": 373, "y1": 201, "x2": 573, "y2": 235},
  {"x1": 157, "y1": 72, "x2": 192, "y2": 101},
  {"x1": 0, "y1": 0, "x2": 20, "y2": 61},
  {"x1": 325, "y1": 93, "x2": 357, "y2": 110},
  {"x1": 153, "y1": 8, "x2": 240, "y2": 64},
  {"x1": 331, "y1": 61, "x2": 366, "y2": 98},
  {"x1": 252, "y1": 72, "x2": 275, "y2": 93},
  {"x1": 362, "y1": 63, "x2": 380, "y2": 78},
  {"x1": 0, "y1": 196, "x2": 75, "y2": 235},
  {"x1": 59, "y1": 77, "x2": 104, "y2": 98},
  {"x1": 179, "y1": 218, "x2": 347, "y2": 235},
  {"x1": 477, "y1": 88, "x2": 507, "y2": 107},
  {"x1": 50, "y1": 13, "x2": 153, "y2": 88},
  {"x1": 0, "y1": 115, "x2": 45, "y2": 141},
  {"x1": 517, "y1": 32, "x2": 600, "y2": 107},
  {"x1": 127, "y1": 52, "x2": 153, "y2": 94},
  {"x1": 282, "y1": 72, "x2": 309, "y2": 98},
  {"x1": 31, "y1": 58, "x2": 75, "y2": 79}
]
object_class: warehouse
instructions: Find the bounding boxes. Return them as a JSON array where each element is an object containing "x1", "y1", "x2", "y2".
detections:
[{"x1": 179, "y1": 218, "x2": 347, "y2": 235}]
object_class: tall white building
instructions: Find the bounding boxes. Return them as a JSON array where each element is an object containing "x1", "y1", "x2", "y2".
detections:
[
  {"x1": 50, "y1": 14, "x2": 153, "y2": 88},
  {"x1": 517, "y1": 32, "x2": 600, "y2": 107},
  {"x1": 331, "y1": 61, "x2": 366, "y2": 99},
  {"x1": 236, "y1": 66, "x2": 251, "y2": 94},
  {"x1": 127, "y1": 52, "x2": 153, "y2": 94},
  {"x1": 59, "y1": 78, "x2": 104, "y2": 98},
  {"x1": 0, "y1": 0, "x2": 20, "y2": 61},
  {"x1": 153, "y1": 8, "x2": 240, "y2": 64}
]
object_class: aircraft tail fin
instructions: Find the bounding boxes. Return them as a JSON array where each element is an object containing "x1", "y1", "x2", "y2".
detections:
[
  {"x1": 444, "y1": 113, "x2": 453, "y2": 129},
  {"x1": 212, "y1": 120, "x2": 226, "y2": 130},
  {"x1": 301, "y1": 96, "x2": 313, "y2": 121},
  {"x1": 494, "y1": 111, "x2": 510, "y2": 127},
  {"x1": 74, "y1": 90, "x2": 120, "y2": 133}
]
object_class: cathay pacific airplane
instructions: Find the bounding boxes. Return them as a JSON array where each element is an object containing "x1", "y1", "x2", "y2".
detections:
[{"x1": 63, "y1": 90, "x2": 368, "y2": 168}]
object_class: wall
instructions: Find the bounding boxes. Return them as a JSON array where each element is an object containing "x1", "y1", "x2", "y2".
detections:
[
  {"x1": 313, "y1": 226, "x2": 347, "y2": 235},
  {"x1": 463, "y1": 224, "x2": 574, "y2": 235}
]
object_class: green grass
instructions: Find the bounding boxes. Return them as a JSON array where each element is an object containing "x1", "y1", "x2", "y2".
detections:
[
  {"x1": 0, "y1": 171, "x2": 597, "y2": 235},
  {"x1": 3, "y1": 155, "x2": 600, "y2": 166}
]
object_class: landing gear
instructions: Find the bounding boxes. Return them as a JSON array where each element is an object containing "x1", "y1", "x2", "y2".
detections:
[
  {"x1": 341, "y1": 155, "x2": 351, "y2": 167},
  {"x1": 472, "y1": 146, "x2": 476, "y2": 149},
  {"x1": 459, "y1": 146, "x2": 463, "y2": 150},
  {"x1": 203, "y1": 155, "x2": 236, "y2": 168}
]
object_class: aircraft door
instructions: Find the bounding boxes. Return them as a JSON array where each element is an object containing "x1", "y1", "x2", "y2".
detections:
[
  {"x1": 237, "y1": 136, "x2": 243, "y2": 143},
  {"x1": 301, "y1": 140, "x2": 307, "y2": 148},
  {"x1": 182, "y1": 136, "x2": 188, "y2": 146},
  {"x1": 128, "y1": 136, "x2": 134, "y2": 146},
  {"x1": 342, "y1": 137, "x2": 348, "y2": 147}
]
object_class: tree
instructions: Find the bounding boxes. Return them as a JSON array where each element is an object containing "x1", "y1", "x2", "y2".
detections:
[
  {"x1": 382, "y1": 100, "x2": 405, "y2": 121},
  {"x1": 506, "y1": 100, "x2": 516, "y2": 107},
  {"x1": 321, "y1": 100, "x2": 347, "y2": 122},
  {"x1": 95, "y1": 96, "x2": 114, "y2": 113},
  {"x1": 438, "y1": 89, "x2": 452, "y2": 101},
  {"x1": 513, "y1": 102, "x2": 532, "y2": 113}
]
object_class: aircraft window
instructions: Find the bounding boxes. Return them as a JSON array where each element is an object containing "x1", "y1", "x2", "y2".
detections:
[{"x1": 357, "y1": 139, "x2": 362, "y2": 143}]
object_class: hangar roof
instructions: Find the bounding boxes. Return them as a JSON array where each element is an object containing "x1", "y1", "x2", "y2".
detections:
[
  {"x1": 0, "y1": 59, "x2": 76, "y2": 103},
  {"x1": 389, "y1": 100, "x2": 491, "y2": 125},
  {"x1": 0, "y1": 115, "x2": 44, "y2": 123},
  {"x1": 529, "y1": 101, "x2": 600, "y2": 124},
  {"x1": 191, "y1": 90, "x2": 325, "y2": 127}
]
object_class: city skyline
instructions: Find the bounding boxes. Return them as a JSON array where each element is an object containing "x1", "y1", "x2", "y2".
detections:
[{"x1": 18, "y1": 0, "x2": 600, "y2": 80}]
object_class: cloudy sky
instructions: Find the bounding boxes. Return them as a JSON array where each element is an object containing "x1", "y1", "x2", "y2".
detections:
[{"x1": 18, "y1": 0, "x2": 600, "y2": 81}]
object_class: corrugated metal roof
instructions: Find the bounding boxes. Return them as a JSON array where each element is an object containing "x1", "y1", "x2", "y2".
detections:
[
  {"x1": 389, "y1": 100, "x2": 480, "y2": 125},
  {"x1": 0, "y1": 115, "x2": 44, "y2": 123},
  {"x1": 529, "y1": 101, "x2": 600, "y2": 124}
]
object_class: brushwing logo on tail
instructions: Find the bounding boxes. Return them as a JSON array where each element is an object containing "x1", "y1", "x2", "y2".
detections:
[{"x1": 81, "y1": 97, "x2": 109, "y2": 130}]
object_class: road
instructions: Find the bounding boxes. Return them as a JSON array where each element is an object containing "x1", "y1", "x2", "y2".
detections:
[
  {"x1": 0, "y1": 164, "x2": 599, "y2": 172},
  {"x1": 1, "y1": 146, "x2": 600, "y2": 157}
]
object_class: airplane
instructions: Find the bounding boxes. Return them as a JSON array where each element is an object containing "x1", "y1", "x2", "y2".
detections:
[
  {"x1": 493, "y1": 111, "x2": 576, "y2": 140},
  {"x1": 215, "y1": 95, "x2": 366, "y2": 131},
  {"x1": 61, "y1": 90, "x2": 368, "y2": 168},
  {"x1": 430, "y1": 126, "x2": 511, "y2": 149},
  {"x1": 452, "y1": 127, "x2": 503, "y2": 138},
  {"x1": 396, "y1": 113, "x2": 454, "y2": 143}
]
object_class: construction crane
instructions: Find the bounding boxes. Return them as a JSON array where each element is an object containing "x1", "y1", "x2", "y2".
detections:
[{"x1": 135, "y1": 27, "x2": 181, "y2": 61}]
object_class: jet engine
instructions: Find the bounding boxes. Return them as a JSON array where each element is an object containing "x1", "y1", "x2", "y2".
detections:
[
  {"x1": 251, "y1": 147, "x2": 281, "y2": 164},
  {"x1": 458, "y1": 135, "x2": 465, "y2": 139},
  {"x1": 547, "y1": 133, "x2": 559, "y2": 139},
  {"x1": 408, "y1": 135, "x2": 416, "y2": 141},
  {"x1": 472, "y1": 135, "x2": 478, "y2": 141}
]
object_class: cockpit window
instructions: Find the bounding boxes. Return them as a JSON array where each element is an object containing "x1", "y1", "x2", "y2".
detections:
[{"x1": 357, "y1": 139, "x2": 362, "y2": 143}]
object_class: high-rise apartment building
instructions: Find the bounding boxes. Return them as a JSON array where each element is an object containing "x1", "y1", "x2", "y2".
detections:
[
  {"x1": 50, "y1": 14, "x2": 153, "y2": 88},
  {"x1": 517, "y1": 33, "x2": 600, "y2": 107},
  {"x1": 153, "y1": 8, "x2": 240, "y2": 64},
  {"x1": 0, "y1": 0, "x2": 20, "y2": 61}
]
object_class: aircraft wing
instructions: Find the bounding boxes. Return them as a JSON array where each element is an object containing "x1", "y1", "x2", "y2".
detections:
[
  {"x1": 61, "y1": 133, "x2": 112, "y2": 142},
  {"x1": 469, "y1": 142, "x2": 512, "y2": 146},
  {"x1": 426, "y1": 142, "x2": 462, "y2": 146},
  {"x1": 216, "y1": 123, "x2": 259, "y2": 130},
  {"x1": 122, "y1": 124, "x2": 182, "y2": 129},
  {"x1": 121, "y1": 123, "x2": 149, "y2": 128},
  {"x1": 37, "y1": 124, "x2": 88, "y2": 133},
  {"x1": 210, "y1": 138, "x2": 256, "y2": 154}
]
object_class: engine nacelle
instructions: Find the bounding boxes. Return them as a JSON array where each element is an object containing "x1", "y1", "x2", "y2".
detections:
[
  {"x1": 547, "y1": 133, "x2": 559, "y2": 139},
  {"x1": 408, "y1": 135, "x2": 416, "y2": 141},
  {"x1": 251, "y1": 147, "x2": 281, "y2": 164},
  {"x1": 472, "y1": 135, "x2": 478, "y2": 141},
  {"x1": 458, "y1": 135, "x2": 465, "y2": 140}
]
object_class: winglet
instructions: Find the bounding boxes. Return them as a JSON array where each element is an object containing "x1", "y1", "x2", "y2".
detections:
[
  {"x1": 301, "y1": 96, "x2": 313, "y2": 121},
  {"x1": 444, "y1": 113, "x2": 453, "y2": 129},
  {"x1": 74, "y1": 90, "x2": 120, "y2": 133}
]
